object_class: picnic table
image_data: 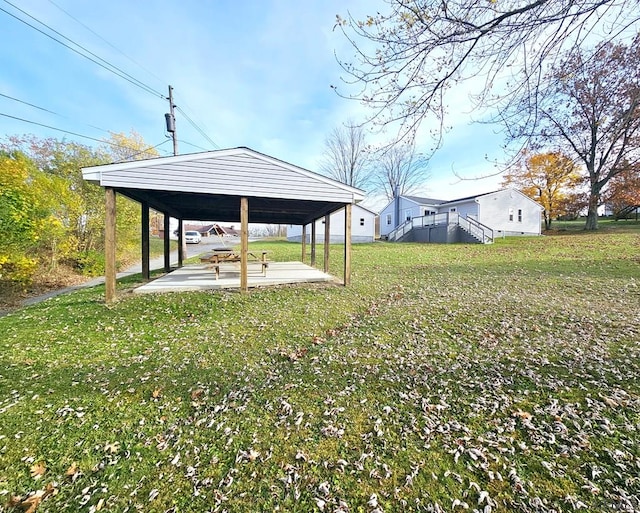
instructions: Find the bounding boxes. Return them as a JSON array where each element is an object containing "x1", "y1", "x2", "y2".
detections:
[{"x1": 200, "y1": 249, "x2": 269, "y2": 279}]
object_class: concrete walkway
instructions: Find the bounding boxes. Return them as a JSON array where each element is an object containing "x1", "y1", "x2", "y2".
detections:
[
  {"x1": 14, "y1": 251, "x2": 179, "y2": 310},
  {"x1": 8, "y1": 237, "x2": 238, "y2": 311}
]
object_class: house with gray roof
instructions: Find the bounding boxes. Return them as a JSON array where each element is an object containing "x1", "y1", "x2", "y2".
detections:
[{"x1": 379, "y1": 189, "x2": 543, "y2": 243}]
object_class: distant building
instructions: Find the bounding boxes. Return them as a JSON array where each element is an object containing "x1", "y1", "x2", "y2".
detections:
[{"x1": 287, "y1": 204, "x2": 377, "y2": 243}]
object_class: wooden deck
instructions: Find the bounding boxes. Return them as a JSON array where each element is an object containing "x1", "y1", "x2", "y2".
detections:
[{"x1": 133, "y1": 261, "x2": 336, "y2": 294}]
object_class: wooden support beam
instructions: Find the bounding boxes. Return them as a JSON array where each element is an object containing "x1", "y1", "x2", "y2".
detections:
[
  {"x1": 177, "y1": 220, "x2": 184, "y2": 268},
  {"x1": 344, "y1": 204, "x2": 352, "y2": 286},
  {"x1": 240, "y1": 197, "x2": 249, "y2": 291},
  {"x1": 301, "y1": 224, "x2": 307, "y2": 263},
  {"x1": 141, "y1": 201, "x2": 150, "y2": 280},
  {"x1": 323, "y1": 214, "x2": 330, "y2": 273},
  {"x1": 311, "y1": 220, "x2": 316, "y2": 267},
  {"x1": 105, "y1": 188, "x2": 116, "y2": 303},
  {"x1": 163, "y1": 214, "x2": 171, "y2": 272}
]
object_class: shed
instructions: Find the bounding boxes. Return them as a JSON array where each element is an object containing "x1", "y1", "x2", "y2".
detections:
[{"x1": 82, "y1": 147, "x2": 364, "y2": 302}]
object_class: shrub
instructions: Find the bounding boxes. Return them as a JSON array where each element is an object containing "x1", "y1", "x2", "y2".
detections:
[
  {"x1": 0, "y1": 253, "x2": 38, "y2": 284},
  {"x1": 74, "y1": 250, "x2": 105, "y2": 276}
]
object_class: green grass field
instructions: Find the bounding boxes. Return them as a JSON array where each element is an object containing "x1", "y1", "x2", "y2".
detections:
[{"x1": 1, "y1": 222, "x2": 639, "y2": 512}]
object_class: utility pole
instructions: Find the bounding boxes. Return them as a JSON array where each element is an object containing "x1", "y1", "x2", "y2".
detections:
[
  {"x1": 165, "y1": 85, "x2": 185, "y2": 264},
  {"x1": 165, "y1": 85, "x2": 178, "y2": 156}
]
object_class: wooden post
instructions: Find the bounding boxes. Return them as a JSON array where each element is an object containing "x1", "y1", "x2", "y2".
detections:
[
  {"x1": 344, "y1": 204, "x2": 352, "y2": 286},
  {"x1": 163, "y1": 214, "x2": 171, "y2": 272},
  {"x1": 240, "y1": 197, "x2": 249, "y2": 292},
  {"x1": 105, "y1": 188, "x2": 116, "y2": 303},
  {"x1": 323, "y1": 214, "x2": 330, "y2": 273},
  {"x1": 301, "y1": 224, "x2": 307, "y2": 263},
  {"x1": 311, "y1": 220, "x2": 316, "y2": 267},
  {"x1": 141, "y1": 201, "x2": 150, "y2": 280}
]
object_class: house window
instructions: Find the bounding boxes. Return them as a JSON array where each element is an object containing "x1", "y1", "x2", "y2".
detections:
[
  {"x1": 359, "y1": 218, "x2": 365, "y2": 226},
  {"x1": 509, "y1": 208, "x2": 514, "y2": 221},
  {"x1": 450, "y1": 207, "x2": 456, "y2": 212},
  {"x1": 518, "y1": 209, "x2": 523, "y2": 222},
  {"x1": 405, "y1": 209, "x2": 412, "y2": 221},
  {"x1": 386, "y1": 214, "x2": 392, "y2": 225}
]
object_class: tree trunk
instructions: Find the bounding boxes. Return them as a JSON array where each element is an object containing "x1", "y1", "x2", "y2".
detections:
[{"x1": 584, "y1": 191, "x2": 600, "y2": 230}]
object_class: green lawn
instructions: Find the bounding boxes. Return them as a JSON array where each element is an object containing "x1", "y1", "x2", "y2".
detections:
[{"x1": 1, "y1": 225, "x2": 639, "y2": 512}]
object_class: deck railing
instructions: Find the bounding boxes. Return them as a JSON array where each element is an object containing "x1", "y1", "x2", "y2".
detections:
[
  {"x1": 458, "y1": 216, "x2": 494, "y2": 244},
  {"x1": 386, "y1": 213, "x2": 494, "y2": 243}
]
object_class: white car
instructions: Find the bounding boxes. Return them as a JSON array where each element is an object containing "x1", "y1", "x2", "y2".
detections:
[{"x1": 185, "y1": 231, "x2": 202, "y2": 244}]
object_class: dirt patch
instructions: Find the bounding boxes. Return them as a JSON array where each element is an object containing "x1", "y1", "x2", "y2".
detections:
[{"x1": 0, "y1": 265, "x2": 91, "y2": 313}]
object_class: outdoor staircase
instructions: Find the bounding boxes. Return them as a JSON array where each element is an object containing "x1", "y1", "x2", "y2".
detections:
[{"x1": 387, "y1": 213, "x2": 494, "y2": 244}]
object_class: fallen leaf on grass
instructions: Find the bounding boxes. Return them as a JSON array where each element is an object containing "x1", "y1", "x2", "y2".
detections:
[
  {"x1": 65, "y1": 462, "x2": 80, "y2": 481},
  {"x1": 7, "y1": 495, "x2": 22, "y2": 508},
  {"x1": 13, "y1": 483, "x2": 57, "y2": 513},
  {"x1": 19, "y1": 492, "x2": 44, "y2": 513},
  {"x1": 280, "y1": 348, "x2": 308, "y2": 362},
  {"x1": 104, "y1": 442, "x2": 120, "y2": 454},
  {"x1": 30, "y1": 462, "x2": 46, "y2": 480},
  {"x1": 512, "y1": 409, "x2": 532, "y2": 420}
]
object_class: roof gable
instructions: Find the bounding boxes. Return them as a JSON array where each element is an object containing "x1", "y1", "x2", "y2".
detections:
[
  {"x1": 82, "y1": 147, "x2": 365, "y2": 225},
  {"x1": 83, "y1": 147, "x2": 364, "y2": 204}
]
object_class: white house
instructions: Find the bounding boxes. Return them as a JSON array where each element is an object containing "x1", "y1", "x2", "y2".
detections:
[
  {"x1": 287, "y1": 204, "x2": 377, "y2": 243},
  {"x1": 379, "y1": 189, "x2": 543, "y2": 242}
]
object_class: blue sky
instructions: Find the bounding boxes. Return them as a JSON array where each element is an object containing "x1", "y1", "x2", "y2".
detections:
[{"x1": 1, "y1": 0, "x2": 505, "y2": 210}]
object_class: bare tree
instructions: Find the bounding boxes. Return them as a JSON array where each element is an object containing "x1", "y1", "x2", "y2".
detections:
[
  {"x1": 320, "y1": 121, "x2": 370, "y2": 188},
  {"x1": 334, "y1": 1, "x2": 640, "y2": 143},
  {"x1": 516, "y1": 35, "x2": 640, "y2": 230},
  {"x1": 372, "y1": 142, "x2": 430, "y2": 200}
]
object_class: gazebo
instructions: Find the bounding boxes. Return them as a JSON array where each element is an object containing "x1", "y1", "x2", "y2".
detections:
[{"x1": 81, "y1": 147, "x2": 365, "y2": 302}]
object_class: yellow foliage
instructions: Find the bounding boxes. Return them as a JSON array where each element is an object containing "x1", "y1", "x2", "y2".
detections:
[
  {"x1": 502, "y1": 151, "x2": 583, "y2": 228},
  {"x1": 0, "y1": 253, "x2": 38, "y2": 283}
]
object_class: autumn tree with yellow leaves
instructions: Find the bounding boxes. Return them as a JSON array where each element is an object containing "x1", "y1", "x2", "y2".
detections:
[
  {"x1": 0, "y1": 131, "x2": 158, "y2": 288},
  {"x1": 502, "y1": 151, "x2": 582, "y2": 230}
]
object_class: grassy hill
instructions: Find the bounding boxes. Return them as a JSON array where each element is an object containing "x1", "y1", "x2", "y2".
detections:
[{"x1": 1, "y1": 223, "x2": 639, "y2": 512}]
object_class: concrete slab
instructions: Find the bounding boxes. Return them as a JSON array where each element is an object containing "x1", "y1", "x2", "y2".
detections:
[{"x1": 133, "y1": 261, "x2": 336, "y2": 294}]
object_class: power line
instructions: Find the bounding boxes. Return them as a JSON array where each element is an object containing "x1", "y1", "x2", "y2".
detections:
[
  {"x1": 0, "y1": 0, "x2": 165, "y2": 99},
  {"x1": 2, "y1": 0, "x2": 224, "y2": 151},
  {"x1": 0, "y1": 112, "x2": 170, "y2": 156},
  {"x1": 42, "y1": 0, "x2": 223, "y2": 151},
  {"x1": 111, "y1": 140, "x2": 172, "y2": 163},
  {"x1": 0, "y1": 91, "x2": 113, "y2": 135},
  {"x1": 46, "y1": 0, "x2": 167, "y2": 88},
  {"x1": 1, "y1": 112, "x2": 117, "y2": 145},
  {"x1": 175, "y1": 106, "x2": 220, "y2": 150},
  {"x1": 0, "y1": 92, "x2": 60, "y2": 116},
  {"x1": 177, "y1": 139, "x2": 210, "y2": 152}
]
